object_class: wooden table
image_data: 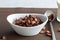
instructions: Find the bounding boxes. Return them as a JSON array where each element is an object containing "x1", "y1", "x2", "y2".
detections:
[{"x1": 0, "y1": 8, "x2": 60, "y2": 40}]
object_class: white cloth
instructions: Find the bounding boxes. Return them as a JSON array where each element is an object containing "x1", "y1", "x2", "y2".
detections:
[{"x1": 0, "y1": 0, "x2": 58, "y2": 8}]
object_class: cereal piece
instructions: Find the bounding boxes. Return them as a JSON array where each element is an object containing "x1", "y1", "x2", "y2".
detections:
[
  {"x1": 35, "y1": 18, "x2": 38, "y2": 21},
  {"x1": 27, "y1": 20, "x2": 31, "y2": 24},
  {"x1": 30, "y1": 17, "x2": 34, "y2": 21},
  {"x1": 25, "y1": 16, "x2": 28, "y2": 20},
  {"x1": 22, "y1": 20, "x2": 25, "y2": 23},
  {"x1": 2, "y1": 36, "x2": 6, "y2": 40},
  {"x1": 57, "y1": 29, "x2": 60, "y2": 32},
  {"x1": 40, "y1": 27, "x2": 46, "y2": 34},
  {"x1": 46, "y1": 30, "x2": 52, "y2": 37},
  {"x1": 48, "y1": 14, "x2": 54, "y2": 21},
  {"x1": 46, "y1": 30, "x2": 51, "y2": 34},
  {"x1": 40, "y1": 29, "x2": 46, "y2": 34},
  {"x1": 32, "y1": 21, "x2": 36, "y2": 25},
  {"x1": 30, "y1": 15, "x2": 37, "y2": 18},
  {"x1": 42, "y1": 27, "x2": 46, "y2": 30},
  {"x1": 47, "y1": 33, "x2": 52, "y2": 37}
]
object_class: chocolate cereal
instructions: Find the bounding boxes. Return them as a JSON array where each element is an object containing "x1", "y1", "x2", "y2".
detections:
[{"x1": 13, "y1": 15, "x2": 43, "y2": 27}]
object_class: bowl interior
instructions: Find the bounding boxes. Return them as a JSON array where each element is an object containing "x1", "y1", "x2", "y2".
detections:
[{"x1": 7, "y1": 13, "x2": 48, "y2": 25}]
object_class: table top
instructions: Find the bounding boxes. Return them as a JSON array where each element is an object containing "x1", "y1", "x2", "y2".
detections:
[{"x1": 0, "y1": 8, "x2": 60, "y2": 40}]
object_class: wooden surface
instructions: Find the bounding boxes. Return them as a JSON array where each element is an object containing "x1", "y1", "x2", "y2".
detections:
[{"x1": 0, "y1": 8, "x2": 60, "y2": 40}]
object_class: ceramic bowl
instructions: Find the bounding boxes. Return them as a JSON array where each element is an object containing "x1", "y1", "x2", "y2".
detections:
[{"x1": 7, "y1": 13, "x2": 48, "y2": 36}]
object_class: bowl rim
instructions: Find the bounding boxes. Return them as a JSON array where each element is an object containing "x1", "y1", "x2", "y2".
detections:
[{"x1": 7, "y1": 13, "x2": 48, "y2": 28}]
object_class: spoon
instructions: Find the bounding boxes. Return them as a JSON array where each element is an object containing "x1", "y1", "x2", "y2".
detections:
[{"x1": 45, "y1": 10, "x2": 56, "y2": 40}]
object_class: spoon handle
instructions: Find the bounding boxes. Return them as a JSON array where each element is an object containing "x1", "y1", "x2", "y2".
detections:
[{"x1": 50, "y1": 22, "x2": 56, "y2": 40}]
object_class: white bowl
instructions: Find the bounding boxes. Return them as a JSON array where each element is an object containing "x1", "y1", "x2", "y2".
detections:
[{"x1": 7, "y1": 13, "x2": 48, "y2": 36}]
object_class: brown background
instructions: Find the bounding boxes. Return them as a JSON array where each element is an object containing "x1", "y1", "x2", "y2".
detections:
[{"x1": 0, "y1": 8, "x2": 60, "y2": 40}]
